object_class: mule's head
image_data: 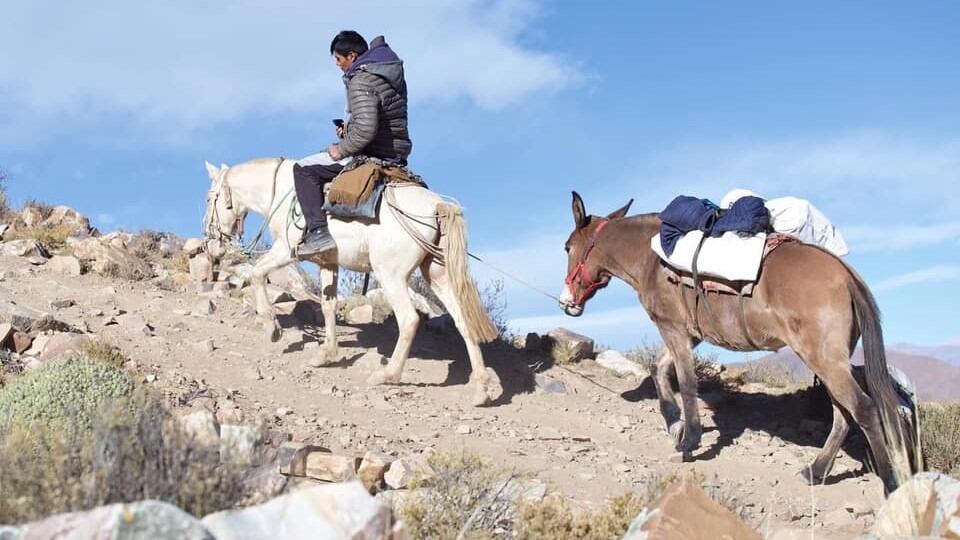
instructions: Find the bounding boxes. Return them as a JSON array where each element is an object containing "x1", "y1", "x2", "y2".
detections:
[
  {"x1": 560, "y1": 191, "x2": 633, "y2": 317},
  {"x1": 202, "y1": 161, "x2": 245, "y2": 256}
]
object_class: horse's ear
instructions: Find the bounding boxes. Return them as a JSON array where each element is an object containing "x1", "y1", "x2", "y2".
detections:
[
  {"x1": 572, "y1": 191, "x2": 587, "y2": 229},
  {"x1": 220, "y1": 163, "x2": 228, "y2": 171},
  {"x1": 607, "y1": 198, "x2": 634, "y2": 220},
  {"x1": 204, "y1": 161, "x2": 219, "y2": 180}
]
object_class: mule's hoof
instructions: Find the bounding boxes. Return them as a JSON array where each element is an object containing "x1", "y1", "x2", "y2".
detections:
[
  {"x1": 799, "y1": 465, "x2": 825, "y2": 485},
  {"x1": 668, "y1": 421, "x2": 684, "y2": 451},
  {"x1": 679, "y1": 428, "x2": 702, "y2": 453}
]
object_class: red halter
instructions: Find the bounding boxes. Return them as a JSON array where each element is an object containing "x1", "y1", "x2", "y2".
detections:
[{"x1": 564, "y1": 220, "x2": 609, "y2": 306}]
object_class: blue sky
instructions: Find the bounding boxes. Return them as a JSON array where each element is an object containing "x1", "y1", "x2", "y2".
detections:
[{"x1": 2, "y1": 1, "x2": 958, "y2": 357}]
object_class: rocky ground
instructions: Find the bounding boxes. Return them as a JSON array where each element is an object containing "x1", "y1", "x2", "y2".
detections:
[{"x1": 0, "y1": 241, "x2": 889, "y2": 539}]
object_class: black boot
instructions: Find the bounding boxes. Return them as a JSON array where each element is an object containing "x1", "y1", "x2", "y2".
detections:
[{"x1": 298, "y1": 222, "x2": 336, "y2": 256}]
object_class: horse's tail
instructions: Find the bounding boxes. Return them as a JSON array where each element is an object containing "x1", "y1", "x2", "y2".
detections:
[
  {"x1": 847, "y1": 269, "x2": 919, "y2": 488},
  {"x1": 436, "y1": 202, "x2": 499, "y2": 343}
]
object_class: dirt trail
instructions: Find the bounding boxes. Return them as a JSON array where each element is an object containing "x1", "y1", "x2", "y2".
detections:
[{"x1": 1, "y1": 254, "x2": 882, "y2": 538}]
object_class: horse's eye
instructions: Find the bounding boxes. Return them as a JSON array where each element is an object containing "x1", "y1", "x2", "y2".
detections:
[{"x1": 564, "y1": 246, "x2": 570, "y2": 253}]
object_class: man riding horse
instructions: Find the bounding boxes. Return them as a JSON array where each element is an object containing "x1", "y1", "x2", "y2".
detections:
[{"x1": 294, "y1": 30, "x2": 412, "y2": 256}]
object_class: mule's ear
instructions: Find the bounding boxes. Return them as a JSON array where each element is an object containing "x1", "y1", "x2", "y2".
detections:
[
  {"x1": 572, "y1": 191, "x2": 587, "y2": 229},
  {"x1": 607, "y1": 198, "x2": 634, "y2": 220},
  {"x1": 204, "y1": 161, "x2": 219, "y2": 179}
]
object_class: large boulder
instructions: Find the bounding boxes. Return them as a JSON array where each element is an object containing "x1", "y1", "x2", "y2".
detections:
[
  {"x1": 2, "y1": 239, "x2": 47, "y2": 259},
  {"x1": 42, "y1": 205, "x2": 92, "y2": 236},
  {"x1": 201, "y1": 482, "x2": 394, "y2": 540},
  {"x1": 596, "y1": 350, "x2": 649, "y2": 379},
  {"x1": 47, "y1": 254, "x2": 83, "y2": 276},
  {"x1": 871, "y1": 472, "x2": 960, "y2": 539},
  {"x1": 0, "y1": 500, "x2": 210, "y2": 539},
  {"x1": 546, "y1": 327, "x2": 595, "y2": 363},
  {"x1": 623, "y1": 481, "x2": 761, "y2": 540},
  {"x1": 66, "y1": 237, "x2": 152, "y2": 278}
]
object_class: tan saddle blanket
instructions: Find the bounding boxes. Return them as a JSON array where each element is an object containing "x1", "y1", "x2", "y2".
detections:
[
  {"x1": 326, "y1": 162, "x2": 421, "y2": 207},
  {"x1": 663, "y1": 233, "x2": 798, "y2": 296}
]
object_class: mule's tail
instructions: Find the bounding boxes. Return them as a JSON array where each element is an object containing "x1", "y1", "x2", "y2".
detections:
[
  {"x1": 436, "y1": 202, "x2": 499, "y2": 343},
  {"x1": 847, "y1": 272, "x2": 919, "y2": 488}
]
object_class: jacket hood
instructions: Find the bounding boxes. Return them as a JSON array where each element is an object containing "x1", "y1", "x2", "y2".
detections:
[{"x1": 346, "y1": 35, "x2": 405, "y2": 90}]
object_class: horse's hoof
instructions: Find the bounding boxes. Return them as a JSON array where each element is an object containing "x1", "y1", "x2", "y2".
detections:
[
  {"x1": 265, "y1": 322, "x2": 282, "y2": 343},
  {"x1": 367, "y1": 369, "x2": 400, "y2": 386},
  {"x1": 472, "y1": 385, "x2": 493, "y2": 407}
]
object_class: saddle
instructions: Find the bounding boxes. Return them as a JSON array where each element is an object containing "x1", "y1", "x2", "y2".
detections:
[
  {"x1": 663, "y1": 233, "x2": 798, "y2": 350},
  {"x1": 323, "y1": 160, "x2": 426, "y2": 219}
]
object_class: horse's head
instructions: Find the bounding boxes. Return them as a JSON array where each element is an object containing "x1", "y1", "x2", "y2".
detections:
[
  {"x1": 202, "y1": 161, "x2": 246, "y2": 256},
  {"x1": 560, "y1": 191, "x2": 633, "y2": 317}
]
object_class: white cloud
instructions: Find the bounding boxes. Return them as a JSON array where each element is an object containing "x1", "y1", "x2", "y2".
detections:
[
  {"x1": 622, "y1": 131, "x2": 960, "y2": 225},
  {"x1": 875, "y1": 264, "x2": 960, "y2": 292},
  {"x1": 0, "y1": 0, "x2": 578, "y2": 140},
  {"x1": 96, "y1": 213, "x2": 116, "y2": 226},
  {"x1": 843, "y1": 221, "x2": 960, "y2": 253}
]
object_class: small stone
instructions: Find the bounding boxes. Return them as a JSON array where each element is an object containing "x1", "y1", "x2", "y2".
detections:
[
  {"x1": 220, "y1": 422, "x2": 265, "y2": 466},
  {"x1": 456, "y1": 424, "x2": 472, "y2": 435},
  {"x1": 26, "y1": 255, "x2": 47, "y2": 266},
  {"x1": 49, "y1": 298, "x2": 76, "y2": 309},
  {"x1": 179, "y1": 410, "x2": 220, "y2": 448},
  {"x1": 384, "y1": 457, "x2": 432, "y2": 490},
  {"x1": 276, "y1": 407, "x2": 292, "y2": 417},
  {"x1": 0, "y1": 323, "x2": 14, "y2": 348},
  {"x1": 47, "y1": 255, "x2": 83, "y2": 276},
  {"x1": 183, "y1": 238, "x2": 205, "y2": 256},
  {"x1": 194, "y1": 338, "x2": 215, "y2": 353},
  {"x1": 191, "y1": 298, "x2": 216, "y2": 317},
  {"x1": 537, "y1": 427, "x2": 563, "y2": 440},
  {"x1": 346, "y1": 304, "x2": 374, "y2": 325},
  {"x1": 244, "y1": 366, "x2": 263, "y2": 381},
  {"x1": 277, "y1": 442, "x2": 328, "y2": 477},
  {"x1": 189, "y1": 254, "x2": 214, "y2": 283},
  {"x1": 305, "y1": 452, "x2": 359, "y2": 482},
  {"x1": 357, "y1": 451, "x2": 393, "y2": 492},
  {"x1": 545, "y1": 327, "x2": 595, "y2": 363},
  {"x1": 265, "y1": 285, "x2": 293, "y2": 305},
  {"x1": 534, "y1": 373, "x2": 567, "y2": 395},
  {"x1": 12, "y1": 331, "x2": 32, "y2": 354}
]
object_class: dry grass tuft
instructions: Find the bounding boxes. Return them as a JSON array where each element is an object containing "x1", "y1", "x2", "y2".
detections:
[
  {"x1": 919, "y1": 402, "x2": 960, "y2": 475},
  {"x1": 515, "y1": 492, "x2": 643, "y2": 540},
  {"x1": 78, "y1": 340, "x2": 129, "y2": 369}
]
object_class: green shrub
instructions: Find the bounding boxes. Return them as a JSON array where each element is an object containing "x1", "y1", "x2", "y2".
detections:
[
  {"x1": 920, "y1": 403, "x2": 960, "y2": 475},
  {"x1": 0, "y1": 356, "x2": 138, "y2": 432},
  {"x1": 0, "y1": 356, "x2": 246, "y2": 523}
]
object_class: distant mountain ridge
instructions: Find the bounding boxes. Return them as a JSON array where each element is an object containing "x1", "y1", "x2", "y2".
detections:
[
  {"x1": 889, "y1": 343, "x2": 960, "y2": 366},
  {"x1": 739, "y1": 346, "x2": 960, "y2": 401}
]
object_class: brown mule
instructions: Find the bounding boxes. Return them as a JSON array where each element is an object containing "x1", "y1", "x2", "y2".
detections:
[{"x1": 560, "y1": 192, "x2": 918, "y2": 493}]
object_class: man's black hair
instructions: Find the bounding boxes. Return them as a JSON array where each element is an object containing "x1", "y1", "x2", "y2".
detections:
[{"x1": 330, "y1": 30, "x2": 368, "y2": 57}]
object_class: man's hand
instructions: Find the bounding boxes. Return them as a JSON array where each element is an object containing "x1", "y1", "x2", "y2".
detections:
[
  {"x1": 327, "y1": 144, "x2": 342, "y2": 160},
  {"x1": 336, "y1": 125, "x2": 345, "y2": 139}
]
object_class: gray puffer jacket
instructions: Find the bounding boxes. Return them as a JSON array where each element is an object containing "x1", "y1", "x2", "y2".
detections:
[{"x1": 339, "y1": 36, "x2": 412, "y2": 163}]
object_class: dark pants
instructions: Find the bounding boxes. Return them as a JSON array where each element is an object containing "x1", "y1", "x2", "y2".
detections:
[{"x1": 293, "y1": 163, "x2": 344, "y2": 230}]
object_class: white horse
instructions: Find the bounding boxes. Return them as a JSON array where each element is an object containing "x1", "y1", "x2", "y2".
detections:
[{"x1": 202, "y1": 157, "x2": 501, "y2": 406}]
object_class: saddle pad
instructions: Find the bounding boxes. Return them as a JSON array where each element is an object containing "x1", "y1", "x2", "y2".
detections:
[
  {"x1": 662, "y1": 234, "x2": 799, "y2": 295},
  {"x1": 651, "y1": 230, "x2": 766, "y2": 282},
  {"x1": 323, "y1": 181, "x2": 385, "y2": 220},
  {"x1": 327, "y1": 162, "x2": 381, "y2": 207}
]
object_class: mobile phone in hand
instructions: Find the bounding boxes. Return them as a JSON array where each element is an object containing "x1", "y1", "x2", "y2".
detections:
[{"x1": 332, "y1": 119, "x2": 344, "y2": 128}]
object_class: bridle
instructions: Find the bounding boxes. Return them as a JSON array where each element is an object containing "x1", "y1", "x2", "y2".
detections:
[
  {"x1": 204, "y1": 170, "x2": 245, "y2": 245},
  {"x1": 564, "y1": 219, "x2": 610, "y2": 307}
]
